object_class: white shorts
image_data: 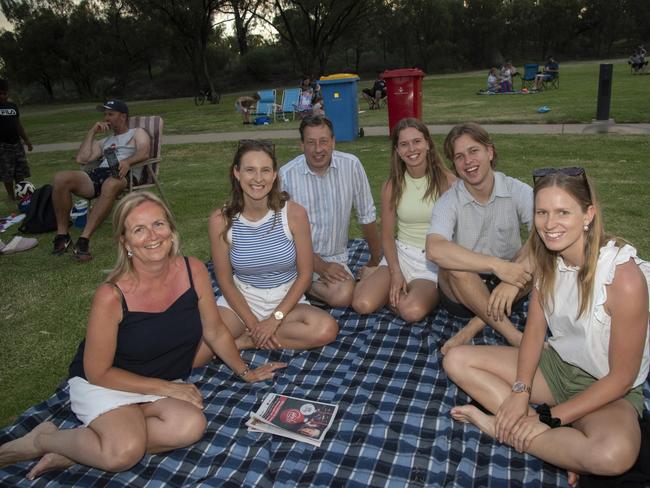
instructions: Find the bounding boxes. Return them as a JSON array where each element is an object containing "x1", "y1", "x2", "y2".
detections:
[
  {"x1": 378, "y1": 240, "x2": 438, "y2": 283},
  {"x1": 312, "y1": 257, "x2": 354, "y2": 283},
  {"x1": 217, "y1": 275, "x2": 309, "y2": 321},
  {"x1": 68, "y1": 376, "x2": 166, "y2": 426}
]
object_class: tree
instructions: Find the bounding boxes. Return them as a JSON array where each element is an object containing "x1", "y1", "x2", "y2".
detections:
[
  {"x1": 219, "y1": 0, "x2": 267, "y2": 56},
  {"x1": 126, "y1": 0, "x2": 225, "y2": 96},
  {"x1": 258, "y1": 0, "x2": 371, "y2": 76},
  {"x1": 0, "y1": 3, "x2": 70, "y2": 98}
]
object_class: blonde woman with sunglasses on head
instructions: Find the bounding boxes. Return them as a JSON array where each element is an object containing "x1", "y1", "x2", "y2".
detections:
[
  {"x1": 203, "y1": 139, "x2": 338, "y2": 354},
  {"x1": 443, "y1": 167, "x2": 649, "y2": 485}
]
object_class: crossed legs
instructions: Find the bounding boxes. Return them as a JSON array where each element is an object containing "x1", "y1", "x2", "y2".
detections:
[
  {"x1": 209, "y1": 304, "x2": 339, "y2": 352},
  {"x1": 0, "y1": 398, "x2": 206, "y2": 480},
  {"x1": 438, "y1": 269, "x2": 526, "y2": 354},
  {"x1": 309, "y1": 277, "x2": 356, "y2": 308},
  {"x1": 443, "y1": 345, "x2": 641, "y2": 478},
  {"x1": 352, "y1": 266, "x2": 439, "y2": 323}
]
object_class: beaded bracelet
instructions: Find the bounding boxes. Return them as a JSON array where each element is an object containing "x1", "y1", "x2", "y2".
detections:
[{"x1": 238, "y1": 367, "x2": 251, "y2": 379}]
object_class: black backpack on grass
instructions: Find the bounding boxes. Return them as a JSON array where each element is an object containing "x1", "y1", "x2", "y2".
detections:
[{"x1": 19, "y1": 184, "x2": 57, "y2": 234}]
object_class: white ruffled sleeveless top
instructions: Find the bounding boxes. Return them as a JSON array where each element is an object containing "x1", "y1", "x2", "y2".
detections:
[{"x1": 545, "y1": 241, "x2": 650, "y2": 388}]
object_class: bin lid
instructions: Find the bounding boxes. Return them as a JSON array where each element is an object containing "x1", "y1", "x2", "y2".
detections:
[
  {"x1": 319, "y1": 73, "x2": 359, "y2": 84},
  {"x1": 382, "y1": 68, "x2": 425, "y2": 79}
]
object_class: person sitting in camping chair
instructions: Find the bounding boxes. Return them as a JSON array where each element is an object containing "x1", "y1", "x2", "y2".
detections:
[
  {"x1": 51, "y1": 99, "x2": 151, "y2": 262},
  {"x1": 533, "y1": 57, "x2": 559, "y2": 91},
  {"x1": 362, "y1": 77, "x2": 387, "y2": 109}
]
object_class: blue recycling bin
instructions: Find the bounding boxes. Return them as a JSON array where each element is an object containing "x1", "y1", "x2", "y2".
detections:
[{"x1": 318, "y1": 74, "x2": 359, "y2": 142}]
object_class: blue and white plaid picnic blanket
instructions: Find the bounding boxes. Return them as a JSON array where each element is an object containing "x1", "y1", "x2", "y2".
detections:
[{"x1": 2, "y1": 239, "x2": 648, "y2": 487}]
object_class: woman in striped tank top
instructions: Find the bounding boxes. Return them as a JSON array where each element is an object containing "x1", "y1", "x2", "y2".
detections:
[
  {"x1": 208, "y1": 140, "x2": 338, "y2": 350},
  {"x1": 353, "y1": 118, "x2": 455, "y2": 323}
]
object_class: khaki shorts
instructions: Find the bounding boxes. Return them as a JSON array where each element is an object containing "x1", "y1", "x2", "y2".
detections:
[{"x1": 538, "y1": 346, "x2": 645, "y2": 416}]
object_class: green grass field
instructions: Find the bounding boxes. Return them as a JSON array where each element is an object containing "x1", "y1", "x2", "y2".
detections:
[
  {"x1": 1, "y1": 133, "x2": 649, "y2": 427},
  {"x1": 1, "y1": 58, "x2": 649, "y2": 427},
  {"x1": 19, "y1": 60, "x2": 650, "y2": 145}
]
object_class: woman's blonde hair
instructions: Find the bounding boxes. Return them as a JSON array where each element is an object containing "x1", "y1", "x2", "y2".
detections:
[
  {"x1": 388, "y1": 117, "x2": 450, "y2": 209},
  {"x1": 530, "y1": 171, "x2": 624, "y2": 318},
  {"x1": 106, "y1": 191, "x2": 181, "y2": 283}
]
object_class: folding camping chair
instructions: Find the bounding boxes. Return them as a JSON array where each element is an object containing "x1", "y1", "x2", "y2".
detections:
[
  {"x1": 542, "y1": 70, "x2": 560, "y2": 90},
  {"x1": 253, "y1": 89, "x2": 277, "y2": 121},
  {"x1": 520, "y1": 63, "x2": 539, "y2": 90},
  {"x1": 126, "y1": 115, "x2": 169, "y2": 208},
  {"x1": 278, "y1": 88, "x2": 301, "y2": 121}
]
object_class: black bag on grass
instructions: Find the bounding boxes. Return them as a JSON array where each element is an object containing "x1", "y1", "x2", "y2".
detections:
[{"x1": 19, "y1": 184, "x2": 57, "y2": 234}]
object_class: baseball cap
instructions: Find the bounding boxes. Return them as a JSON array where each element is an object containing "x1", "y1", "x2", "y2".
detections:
[{"x1": 96, "y1": 99, "x2": 129, "y2": 114}]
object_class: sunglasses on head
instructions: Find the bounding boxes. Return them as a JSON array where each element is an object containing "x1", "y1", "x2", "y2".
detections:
[{"x1": 532, "y1": 166, "x2": 585, "y2": 184}]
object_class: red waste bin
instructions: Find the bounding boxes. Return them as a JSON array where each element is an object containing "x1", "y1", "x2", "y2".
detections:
[{"x1": 382, "y1": 68, "x2": 425, "y2": 134}]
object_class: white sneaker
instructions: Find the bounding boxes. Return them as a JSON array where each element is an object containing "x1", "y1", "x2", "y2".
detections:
[{"x1": 0, "y1": 236, "x2": 38, "y2": 254}]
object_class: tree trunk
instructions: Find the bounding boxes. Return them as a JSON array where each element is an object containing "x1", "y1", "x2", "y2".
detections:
[{"x1": 233, "y1": 7, "x2": 249, "y2": 55}]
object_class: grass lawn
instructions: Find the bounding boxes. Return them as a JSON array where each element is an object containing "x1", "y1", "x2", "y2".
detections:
[
  {"x1": 1, "y1": 133, "x2": 649, "y2": 427},
  {"x1": 19, "y1": 60, "x2": 650, "y2": 145}
]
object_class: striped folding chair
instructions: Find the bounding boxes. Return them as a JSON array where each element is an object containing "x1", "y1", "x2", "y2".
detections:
[{"x1": 126, "y1": 115, "x2": 170, "y2": 208}]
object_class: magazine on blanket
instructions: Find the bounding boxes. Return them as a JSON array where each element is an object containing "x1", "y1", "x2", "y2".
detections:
[{"x1": 247, "y1": 393, "x2": 338, "y2": 447}]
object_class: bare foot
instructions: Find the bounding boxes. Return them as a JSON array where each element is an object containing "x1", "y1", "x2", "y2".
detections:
[
  {"x1": 450, "y1": 404, "x2": 497, "y2": 438},
  {"x1": 441, "y1": 317, "x2": 484, "y2": 355},
  {"x1": 26, "y1": 452, "x2": 74, "y2": 480},
  {"x1": 0, "y1": 422, "x2": 58, "y2": 468},
  {"x1": 567, "y1": 471, "x2": 579, "y2": 488}
]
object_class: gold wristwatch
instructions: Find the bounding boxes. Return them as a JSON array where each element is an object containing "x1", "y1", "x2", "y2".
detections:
[{"x1": 273, "y1": 310, "x2": 285, "y2": 321}]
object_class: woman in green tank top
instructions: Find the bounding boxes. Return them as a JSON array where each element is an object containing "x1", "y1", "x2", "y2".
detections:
[{"x1": 352, "y1": 118, "x2": 455, "y2": 323}]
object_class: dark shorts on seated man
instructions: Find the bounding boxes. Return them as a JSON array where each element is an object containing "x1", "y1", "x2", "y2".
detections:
[
  {"x1": 438, "y1": 273, "x2": 525, "y2": 319},
  {"x1": 86, "y1": 167, "x2": 139, "y2": 198}
]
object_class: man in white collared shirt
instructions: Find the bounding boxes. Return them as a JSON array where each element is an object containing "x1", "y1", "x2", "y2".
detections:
[
  {"x1": 426, "y1": 123, "x2": 533, "y2": 354},
  {"x1": 280, "y1": 116, "x2": 382, "y2": 307}
]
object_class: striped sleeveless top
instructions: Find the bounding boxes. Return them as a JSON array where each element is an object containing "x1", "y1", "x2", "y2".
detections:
[{"x1": 229, "y1": 205, "x2": 297, "y2": 288}]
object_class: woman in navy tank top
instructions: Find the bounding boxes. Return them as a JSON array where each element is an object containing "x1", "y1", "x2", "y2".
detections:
[
  {"x1": 0, "y1": 192, "x2": 284, "y2": 479},
  {"x1": 206, "y1": 139, "x2": 338, "y2": 352}
]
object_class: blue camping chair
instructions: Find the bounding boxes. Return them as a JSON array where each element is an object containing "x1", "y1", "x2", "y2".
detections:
[
  {"x1": 253, "y1": 89, "x2": 277, "y2": 120},
  {"x1": 521, "y1": 63, "x2": 538, "y2": 90},
  {"x1": 278, "y1": 88, "x2": 301, "y2": 121}
]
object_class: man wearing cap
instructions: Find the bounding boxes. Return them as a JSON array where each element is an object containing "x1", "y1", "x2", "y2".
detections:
[{"x1": 51, "y1": 99, "x2": 150, "y2": 261}]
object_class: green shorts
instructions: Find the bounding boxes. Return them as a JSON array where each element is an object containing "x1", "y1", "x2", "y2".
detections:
[{"x1": 538, "y1": 345, "x2": 645, "y2": 416}]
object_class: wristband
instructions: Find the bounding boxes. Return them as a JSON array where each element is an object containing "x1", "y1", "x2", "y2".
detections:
[{"x1": 536, "y1": 403, "x2": 561, "y2": 428}]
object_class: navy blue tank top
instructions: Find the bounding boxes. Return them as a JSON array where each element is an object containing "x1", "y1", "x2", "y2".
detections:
[{"x1": 68, "y1": 257, "x2": 203, "y2": 381}]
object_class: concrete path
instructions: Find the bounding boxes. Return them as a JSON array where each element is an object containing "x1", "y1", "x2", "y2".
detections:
[{"x1": 31, "y1": 123, "x2": 650, "y2": 154}]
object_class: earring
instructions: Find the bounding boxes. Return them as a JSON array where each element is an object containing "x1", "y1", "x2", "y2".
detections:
[
  {"x1": 127, "y1": 248, "x2": 133, "y2": 258},
  {"x1": 583, "y1": 224, "x2": 589, "y2": 232}
]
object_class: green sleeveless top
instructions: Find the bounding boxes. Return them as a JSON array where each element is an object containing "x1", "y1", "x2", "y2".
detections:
[{"x1": 396, "y1": 172, "x2": 437, "y2": 249}]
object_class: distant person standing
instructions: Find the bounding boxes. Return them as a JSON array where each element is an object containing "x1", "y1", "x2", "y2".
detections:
[
  {"x1": 235, "y1": 94, "x2": 260, "y2": 125},
  {"x1": 0, "y1": 79, "x2": 33, "y2": 201}
]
